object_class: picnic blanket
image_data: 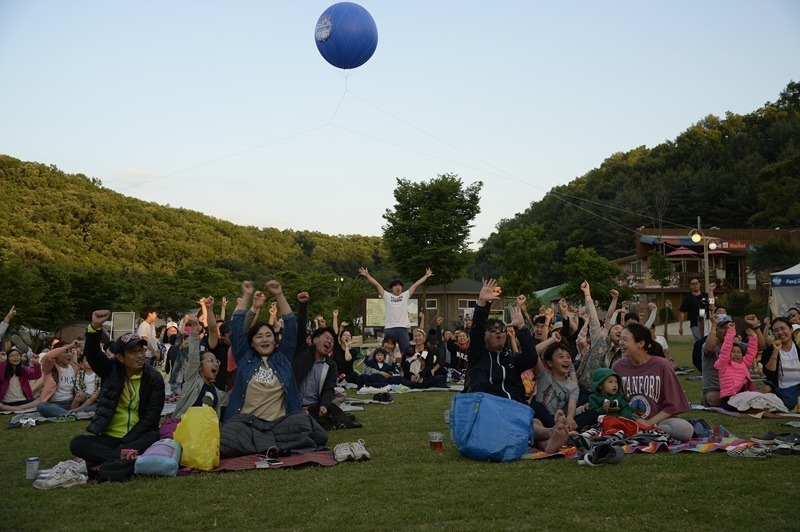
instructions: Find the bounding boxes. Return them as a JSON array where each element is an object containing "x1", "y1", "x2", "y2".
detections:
[
  {"x1": 521, "y1": 425, "x2": 749, "y2": 460},
  {"x1": 691, "y1": 404, "x2": 800, "y2": 419},
  {"x1": 178, "y1": 450, "x2": 338, "y2": 473},
  {"x1": 356, "y1": 384, "x2": 463, "y2": 395}
]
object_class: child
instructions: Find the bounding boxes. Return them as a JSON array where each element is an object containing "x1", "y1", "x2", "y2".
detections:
[
  {"x1": 714, "y1": 325, "x2": 758, "y2": 411},
  {"x1": 532, "y1": 342, "x2": 597, "y2": 430},
  {"x1": 577, "y1": 368, "x2": 632, "y2": 418},
  {"x1": 357, "y1": 348, "x2": 394, "y2": 388},
  {"x1": 70, "y1": 354, "x2": 102, "y2": 413}
]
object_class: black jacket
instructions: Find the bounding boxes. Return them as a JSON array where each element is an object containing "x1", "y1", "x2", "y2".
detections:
[
  {"x1": 84, "y1": 329, "x2": 165, "y2": 443},
  {"x1": 293, "y1": 346, "x2": 338, "y2": 408},
  {"x1": 466, "y1": 303, "x2": 538, "y2": 403}
]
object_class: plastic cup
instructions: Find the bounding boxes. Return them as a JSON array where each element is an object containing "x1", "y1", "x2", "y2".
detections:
[{"x1": 428, "y1": 431, "x2": 443, "y2": 451}]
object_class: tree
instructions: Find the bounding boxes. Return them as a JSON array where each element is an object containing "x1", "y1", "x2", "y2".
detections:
[
  {"x1": 648, "y1": 249, "x2": 675, "y2": 338},
  {"x1": 492, "y1": 223, "x2": 555, "y2": 296},
  {"x1": 747, "y1": 238, "x2": 800, "y2": 274},
  {"x1": 382, "y1": 174, "x2": 482, "y2": 296},
  {"x1": 559, "y1": 246, "x2": 634, "y2": 307}
]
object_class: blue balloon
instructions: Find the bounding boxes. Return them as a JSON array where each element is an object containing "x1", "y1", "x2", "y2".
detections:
[{"x1": 315, "y1": 2, "x2": 378, "y2": 70}]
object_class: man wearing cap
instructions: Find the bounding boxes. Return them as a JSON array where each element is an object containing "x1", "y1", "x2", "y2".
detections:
[{"x1": 70, "y1": 309, "x2": 165, "y2": 474}]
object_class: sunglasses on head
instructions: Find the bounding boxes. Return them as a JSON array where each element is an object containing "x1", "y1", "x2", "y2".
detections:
[{"x1": 486, "y1": 324, "x2": 507, "y2": 333}]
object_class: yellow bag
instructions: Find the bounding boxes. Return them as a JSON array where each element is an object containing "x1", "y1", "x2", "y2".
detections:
[{"x1": 173, "y1": 406, "x2": 220, "y2": 470}]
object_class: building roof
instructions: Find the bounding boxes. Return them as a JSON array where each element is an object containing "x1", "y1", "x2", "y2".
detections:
[{"x1": 414, "y1": 278, "x2": 484, "y2": 294}]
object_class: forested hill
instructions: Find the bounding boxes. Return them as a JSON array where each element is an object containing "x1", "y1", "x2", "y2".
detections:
[
  {"x1": 0, "y1": 156, "x2": 388, "y2": 328},
  {"x1": 0, "y1": 155, "x2": 386, "y2": 275},
  {"x1": 472, "y1": 81, "x2": 800, "y2": 287}
]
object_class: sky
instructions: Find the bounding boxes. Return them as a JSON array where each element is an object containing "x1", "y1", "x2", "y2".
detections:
[{"x1": 1, "y1": 1, "x2": 799, "y2": 247}]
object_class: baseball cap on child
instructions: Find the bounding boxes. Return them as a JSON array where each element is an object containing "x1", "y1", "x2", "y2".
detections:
[{"x1": 716, "y1": 314, "x2": 733, "y2": 326}]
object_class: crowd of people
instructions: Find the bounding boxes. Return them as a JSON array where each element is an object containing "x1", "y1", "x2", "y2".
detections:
[{"x1": 2, "y1": 269, "x2": 800, "y2": 484}]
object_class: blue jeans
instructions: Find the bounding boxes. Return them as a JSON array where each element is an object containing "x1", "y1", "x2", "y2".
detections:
[
  {"x1": 766, "y1": 380, "x2": 800, "y2": 410},
  {"x1": 385, "y1": 327, "x2": 411, "y2": 353},
  {"x1": 36, "y1": 400, "x2": 74, "y2": 418},
  {"x1": 37, "y1": 400, "x2": 98, "y2": 418}
]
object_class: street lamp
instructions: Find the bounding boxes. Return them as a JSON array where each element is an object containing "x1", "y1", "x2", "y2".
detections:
[{"x1": 689, "y1": 229, "x2": 718, "y2": 290}]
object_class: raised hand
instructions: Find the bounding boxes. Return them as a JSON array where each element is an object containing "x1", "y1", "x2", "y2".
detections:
[
  {"x1": 3, "y1": 306, "x2": 15, "y2": 323},
  {"x1": 241, "y1": 281, "x2": 255, "y2": 297},
  {"x1": 297, "y1": 292, "x2": 310, "y2": 304},
  {"x1": 221, "y1": 296, "x2": 228, "y2": 307},
  {"x1": 333, "y1": 309, "x2": 339, "y2": 318},
  {"x1": 508, "y1": 305, "x2": 524, "y2": 329},
  {"x1": 418, "y1": 311, "x2": 425, "y2": 319},
  {"x1": 709, "y1": 282, "x2": 717, "y2": 292},
  {"x1": 517, "y1": 294, "x2": 527, "y2": 308},
  {"x1": 479, "y1": 279, "x2": 499, "y2": 304},
  {"x1": 435, "y1": 316, "x2": 444, "y2": 325},
  {"x1": 647, "y1": 302, "x2": 656, "y2": 310},
  {"x1": 550, "y1": 331, "x2": 562, "y2": 343},
  {"x1": 580, "y1": 281, "x2": 591, "y2": 297},
  {"x1": 252, "y1": 291, "x2": 266, "y2": 310},
  {"x1": 558, "y1": 298, "x2": 568, "y2": 311},
  {"x1": 268, "y1": 302, "x2": 278, "y2": 317},
  {"x1": 203, "y1": 296, "x2": 215, "y2": 310},
  {"x1": 92, "y1": 310, "x2": 111, "y2": 329},
  {"x1": 265, "y1": 280, "x2": 283, "y2": 296},
  {"x1": 610, "y1": 289, "x2": 619, "y2": 299},
  {"x1": 424, "y1": 268, "x2": 433, "y2": 278},
  {"x1": 744, "y1": 314, "x2": 759, "y2": 328},
  {"x1": 341, "y1": 321, "x2": 350, "y2": 328},
  {"x1": 358, "y1": 267, "x2": 370, "y2": 278}
]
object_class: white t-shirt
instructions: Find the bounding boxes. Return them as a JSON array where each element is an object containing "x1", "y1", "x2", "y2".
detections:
[
  {"x1": 52, "y1": 365, "x2": 76, "y2": 402},
  {"x1": 779, "y1": 343, "x2": 800, "y2": 388},
  {"x1": 383, "y1": 291, "x2": 411, "y2": 328},
  {"x1": 655, "y1": 335, "x2": 669, "y2": 351},
  {"x1": 83, "y1": 372, "x2": 98, "y2": 395},
  {"x1": 137, "y1": 321, "x2": 158, "y2": 359}
]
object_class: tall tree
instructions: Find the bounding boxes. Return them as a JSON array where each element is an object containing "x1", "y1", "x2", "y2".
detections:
[
  {"x1": 382, "y1": 174, "x2": 482, "y2": 295},
  {"x1": 560, "y1": 246, "x2": 634, "y2": 308}
]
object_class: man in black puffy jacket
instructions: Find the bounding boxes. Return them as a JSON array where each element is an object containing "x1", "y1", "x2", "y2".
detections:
[{"x1": 70, "y1": 309, "x2": 165, "y2": 474}]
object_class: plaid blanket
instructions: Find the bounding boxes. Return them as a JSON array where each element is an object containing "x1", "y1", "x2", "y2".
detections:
[
  {"x1": 691, "y1": 405, "x2": 800, "y2": 419},
  {"x1": 521, "y1": 425, "x2": 750, "y2": 460}
]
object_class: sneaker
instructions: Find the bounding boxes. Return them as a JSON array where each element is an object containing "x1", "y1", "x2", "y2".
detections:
[
  {"x1": 333, "y1": 443, "x2": 355, "y2": 463},
  {"x1": 349, "y1": 439, "x2": 371, "y2": 461},
  {"x1": 774, "y1": 433, "x2": 800, "y2": 445},
  {"x1": 750, "y1": 431, "x2": 778, "y2": 445},
  {"x1": 727, "y1": 445, "x2": 771, "y2": 459},
  {"x1": 776, "y1": 443, "x2": 793, "y2": 456},
  {"x1": 54, "y1": 413, "x2": 77, "y2": 422},
  {"x1": 578, "y1": 443, "x2": 624, "y2": 466},
  {"x1": 33, "y1": 463, "x2": 87, "y2": 489}
]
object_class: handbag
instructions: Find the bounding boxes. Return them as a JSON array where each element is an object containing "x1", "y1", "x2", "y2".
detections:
[{"x1": 449, "y1": 392, "x2": 534, "y2": 462}]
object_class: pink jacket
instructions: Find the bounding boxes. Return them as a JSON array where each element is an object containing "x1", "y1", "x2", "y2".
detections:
[
  {"x1": 0, "y1": 361, "x2": 42, "y2": 402},
  {"x1": 714, "y1": 328, "x2": 757, "y2": 398},
  {"x1": 39, "y1": 346, "x2": 79, "y2": 403}
]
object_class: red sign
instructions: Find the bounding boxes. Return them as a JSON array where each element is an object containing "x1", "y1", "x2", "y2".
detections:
[{"x1": 721, "y1": 240, "x2": 749, "y2": 250}]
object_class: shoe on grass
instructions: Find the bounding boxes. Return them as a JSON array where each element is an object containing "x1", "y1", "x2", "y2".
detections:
[
  {"x1": 55, "y1": 413, "x2": 77, "y2": 422},
  {"x1": 33, "y1": 463, "x2": 87, "y2": 489},
  {"x1": 750, "y1": 431, "x2": 778, "y2": 445},
  {"x1": 774, "y1": 433, "x2": 800, "y2": 445},
  {"x1": 727, "y1": 445, "x2": 771, "y2": 459},
  {"x1": 349, "y1": 439, "x2": 371, "y2": 461},
  {"x1": 333, "y1": 443, "x2": 355, "y2": 462},
  {"x1": 578, "y1": 443, "x2": 624, "y2": 466}
]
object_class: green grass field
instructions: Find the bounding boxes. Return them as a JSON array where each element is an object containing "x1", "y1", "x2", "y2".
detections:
[{"x1": 4, "y1": 342, "x2": 799, "y2": 531}]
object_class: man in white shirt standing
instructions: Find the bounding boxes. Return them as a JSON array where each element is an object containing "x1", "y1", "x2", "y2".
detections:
[
  {"x1": 359, "y1": 267, "x2": 433, "y2": 355},
  {"x1": 137, "y1": 306, "x2": 159, "y2": 366}
]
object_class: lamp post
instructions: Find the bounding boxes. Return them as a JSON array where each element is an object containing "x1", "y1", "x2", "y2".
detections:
[{"x1": 689, "y1": 229, "x2": 718, "y2": 291}]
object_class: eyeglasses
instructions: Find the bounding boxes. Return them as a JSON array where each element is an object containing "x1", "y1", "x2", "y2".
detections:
[{"x1": 486, "y1": 325, "x2": 507, "y2": 333}]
